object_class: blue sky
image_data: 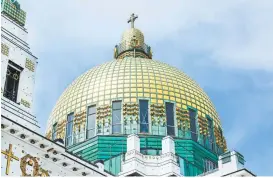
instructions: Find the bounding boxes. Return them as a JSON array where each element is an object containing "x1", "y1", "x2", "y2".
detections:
[{"x1": 21, "y1": 0, "x2": 273, "y2": 175}]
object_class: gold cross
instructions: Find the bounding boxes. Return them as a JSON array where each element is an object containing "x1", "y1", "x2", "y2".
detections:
[{"x1": 1, "y1": 144, "x2": 19, "y2": 175}]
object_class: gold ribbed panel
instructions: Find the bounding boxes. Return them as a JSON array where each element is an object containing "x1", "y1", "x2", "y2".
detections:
[{"x1": 46, "y1": 58, "x2": 222, "y2": 135}]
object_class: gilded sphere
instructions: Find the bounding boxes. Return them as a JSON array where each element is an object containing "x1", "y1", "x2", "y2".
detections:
[
  {"x1": 46, "y1": 58, "x2": 221, "y2": 133},
  {"x1": 121, "y1": 28, "x2": 144, "y2": 48}
]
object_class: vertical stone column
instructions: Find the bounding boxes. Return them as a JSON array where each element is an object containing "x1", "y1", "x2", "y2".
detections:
[
  {"x1": 127, "y1": 134, "x2": 140, "y2": 152},
  {"x1": 162, "y1": 136, "x2": 175, "y2": 154},
  {"x1": 218, "y1": 150, "x2": 245, "y2": 175}
]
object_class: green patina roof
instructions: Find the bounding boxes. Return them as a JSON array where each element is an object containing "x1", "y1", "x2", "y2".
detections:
[{"x1": 68, "y1": 135, "x2": 219, "y2": 176}]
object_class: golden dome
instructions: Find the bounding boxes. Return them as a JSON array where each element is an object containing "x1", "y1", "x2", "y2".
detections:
[
  {"x1": 47, "y1": 58, "x2": 222, "y2": 134},
  {"x1": 46, "y1": 13, "x2": 226, "y2": 152}
]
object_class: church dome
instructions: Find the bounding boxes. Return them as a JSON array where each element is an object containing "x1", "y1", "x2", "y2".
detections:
[
  {"x1": 121, "y1": 28, "x2": 145, "y2": 48},
  {"x1": 46, "y1": 14, "x2": 226, "y2": 153}
]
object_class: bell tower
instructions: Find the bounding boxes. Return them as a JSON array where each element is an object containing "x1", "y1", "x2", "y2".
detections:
[{"x1": 1, "y1": 0, "x2": 39, "y2": 131}]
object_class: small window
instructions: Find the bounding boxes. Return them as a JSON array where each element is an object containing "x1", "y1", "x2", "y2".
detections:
[
  {"x1": 139, "y1": 100, "x2": 149, "y2": 133},
  {"x1": 189, "y1": 109, "x2": 197, "y2": 142},
  {"x1": 208, "y1": 117, "x2": 215, "y2": 151},
  {"x1": 222, "y1": 156, "x2": 231, "y2": 164},
  {"x1": 203, "y1": 159, "x2": 217, "y2": 172},
  {"x1": 52, "y1": 123, "x2": 57, "y2": 140},
  {"x1": 140, "y1": 148, "x2": 161, "y2": 156},
  {"x1": 66, "y1": 113, "x2": 74, "y2": 146},
  {"x1": 237, "y1": 154, "x2": 245, "y2": 165},
  {"x1": 112, "y1": 101, "x2": 122, "y2": 134},
  {"x1": 86, "y1": 105, "x2": 96, "y2": 139},
  {"x1": 166, "y1": 102, "x2": 175, "y2": 136},
  {"x1": 3, "y1": 61, "x2": 22, "y2": 103}
]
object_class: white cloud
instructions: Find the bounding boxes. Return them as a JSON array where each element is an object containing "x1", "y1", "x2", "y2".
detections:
[{"x1": 20, "y1": 0, "x2": 273, "y2": 71}]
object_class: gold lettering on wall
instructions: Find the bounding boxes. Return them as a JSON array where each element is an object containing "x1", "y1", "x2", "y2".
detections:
[{"x1": 20, "y1": 154, "x2": 49, "y2": 177}]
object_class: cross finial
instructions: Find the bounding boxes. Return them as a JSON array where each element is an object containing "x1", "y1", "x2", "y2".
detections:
[{"x1": 127, "y1": 13, "x2": 138, "y2": 28}]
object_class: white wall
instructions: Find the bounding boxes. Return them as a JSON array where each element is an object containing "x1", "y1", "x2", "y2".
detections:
[{"x1": 1, "y1": 117, "x2": 110, "y2": 177}]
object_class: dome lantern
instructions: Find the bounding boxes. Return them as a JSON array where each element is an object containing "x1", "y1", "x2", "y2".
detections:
[{"x1": 114, "y1": 13, "x2": 153, "y2": 59}]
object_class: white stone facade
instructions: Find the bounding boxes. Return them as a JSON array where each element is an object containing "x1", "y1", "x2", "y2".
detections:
[
  {"x1": 1, "y1": 117, "x2": 111, "y2": 176},
  {"x1": 1, "y1": 7, "x2": 110, "y2": 177},
  {"x1": 119, "y1": 134, "x2": 181, "y2": 176},
  {"x1": 200, "y1": 151, "x2": 255, "y2": 177},
  {"x1": 1, "y1": 14, "x2": 39, "y2": 132}
]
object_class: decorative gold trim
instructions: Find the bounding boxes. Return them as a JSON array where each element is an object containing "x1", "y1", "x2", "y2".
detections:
[
  {"x1": 45, "y1": 130, "x2": 52, "y2": 139},
  {"x1": 74, "y1": 111, "x2": 87, "y2": 132},
  {"x1": 21, "y1": 98, "x2": 31, "y2": 108},
  {"x1": 176, "y1": 107, "x2": 190, "y2": 130},
  {"x1": 57, "y1": 119, "x2": 66, "y2": 139},
  {"x1": 123, "y1": 102, "x2": 139, "y2": 125},
  {"x1": 25, "y1": 58, "x2": 35, "y2": 72},
  {"x1": 117, "y1": 51, "x2": 150, "y2": 59},
  {"x1": 97, "y1": 104, "x2": 112, "y2": 130},
  {"x1": 198, "y1": 116, "x2": 208, "y2": 136},
  {"x1": 150, "y1": 104, "x2": 166, "y2": 126},
  {"x1": 1, "y1": 43, "x2": 9, "y2": 56}
]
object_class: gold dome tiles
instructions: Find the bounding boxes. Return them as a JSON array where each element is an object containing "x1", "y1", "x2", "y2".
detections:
[{"x1": 48, "y1": 57, "x2": 223, "y2": 143}]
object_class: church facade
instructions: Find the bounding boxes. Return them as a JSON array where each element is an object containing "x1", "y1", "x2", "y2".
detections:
[{"x1": 1, "y1": 0, "x2": 255, "y2": 177}]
